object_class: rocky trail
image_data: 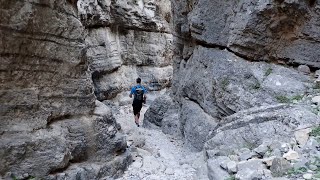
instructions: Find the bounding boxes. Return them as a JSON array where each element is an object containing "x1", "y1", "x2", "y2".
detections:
[{"x1": 113, "y1": 104, "x2": 208, "y2": 180}]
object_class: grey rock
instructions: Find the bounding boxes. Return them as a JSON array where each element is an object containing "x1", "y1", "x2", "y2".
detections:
[
  {"x1": 298, "y1": 65, "x2": 311, "y2": 75},
  {"x1": 270, "y1": 158, "x2": 292, "y2": 177},
  {"x1": 181, "y1": 100, "x2": 218, "y2": 151},
  {"x1": 237, "y1": 159, "x2": 266, "y2": 172},
  {"x1": 205, "y1": 104, "x2": 319, "y2": 155},
  {"x1": 254, "y1": 144, "x2": 269, "y2": 156},
  {"x1": 236, "y1": 159, "x2": 266, "y2": 180},
  {"x1": 315, "y1": 70, "x2": 320, "y2": 78},
  {"x1": 238, "y1": 148, "x2": 256, "y2": 161},
  {"x1": 207, "y1": 157, "x2": 230, "y2": 180},
  {"x1": 270, "y1": 149, "x2": 283, "y2": 158},
  {"x1": 308, "y1": 164, "x2": 318, "y2": 171},
  {"x1": 182, "y1": 0, "x2": 320, "y2": 68},
  {"x1": 283, "y1": 150, "x2": 299, "y2": 161},
  {"x1": 143, "y1": 94, "x2": 174, "y2": 127},
  {"x1": 161, "y1": 110, "x2": 181, "y2": 137},
  {"x1": 303, "y1": 173, "x2": 313, "y2": 180},
  {"x1": 226, "y1": 161, "x2": 238, "y2": 173},
  {"x1": 81, "y1": 0, "x2": 174, "y2": 101},
  {"x1": 175, "y1": 46, "x2": 313, "y2": 121},
  {"x1": 295, "y1": 128, "x2": 312, "y2": 147},
  {"x1": 311, "y1": 96, "x2": 320, "y2": 105}
]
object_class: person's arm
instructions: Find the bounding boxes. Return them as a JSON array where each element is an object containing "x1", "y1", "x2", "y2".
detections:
[
  {"x1": 143, "y1": 87, "x2": 147, "y2": 103},
  {"x1": 129, "y1": 87, "x2": 134, "y2": 98}
]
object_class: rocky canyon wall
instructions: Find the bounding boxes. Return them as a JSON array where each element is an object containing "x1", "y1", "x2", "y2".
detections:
[
  {"x1": 0, "y1": 0, "x2": 173, "y2": 179},
  {"x1": 78, "y1": 0, "x2": 173, "y2": 102},
  {"x1": 144, "y1": 0, "x2": 320, "y2": 179}
]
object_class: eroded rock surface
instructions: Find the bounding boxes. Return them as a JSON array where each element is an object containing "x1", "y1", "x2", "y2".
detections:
[
  {"x1": 145, "y1": 0, "x2": 320, "y2": 179},
  {"x1": 0, "y1": 1, "x2": 130, "y2": 179},
  {"x1": 78, "y1": 0, "x2": 173, "y2": 102}
]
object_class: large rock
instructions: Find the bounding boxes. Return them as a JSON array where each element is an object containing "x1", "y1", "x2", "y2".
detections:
[
  {"x1": 0, "y1": 101, "x2": 131, "y2": 179},
  {"x1": 204, "y1": 105, "x2": 319, "y2": 155},
  {"x1": 143, "y1": 94, "x2": 174, "y2": 127},
  {"x1": 143, "y1": 94, "x2": 182, "y2": 137},
  {"x1": 175, "y1": 46, "x2": 313, "y2": 119},
  {"x1": 181, "y1": 100, "x2": 218, "y2": 151}
]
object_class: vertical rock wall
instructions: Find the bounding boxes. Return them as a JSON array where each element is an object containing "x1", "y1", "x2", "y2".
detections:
[
  {"x1": 0, "y1": 1, "x2": 130, "y2": 179},
  {"x1": 78, "y1": 0, "x2": 173, "y2": 102},
  {"x1": 169, "y1": 0, "x2": 320, "y2": 151}
]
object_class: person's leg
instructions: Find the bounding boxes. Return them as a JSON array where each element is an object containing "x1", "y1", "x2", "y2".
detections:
[{"x1": 135, "y1": 113, "x2": 140, "y2": 124}]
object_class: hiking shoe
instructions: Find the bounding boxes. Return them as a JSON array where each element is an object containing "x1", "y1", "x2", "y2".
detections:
[{"x1": 135, "y1": 122, "x2": 140, "y2": 127}]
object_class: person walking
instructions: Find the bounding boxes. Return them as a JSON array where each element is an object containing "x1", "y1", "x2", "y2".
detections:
[{"x1": 129, "y1": 78, "x2": 147, "y2": 127}]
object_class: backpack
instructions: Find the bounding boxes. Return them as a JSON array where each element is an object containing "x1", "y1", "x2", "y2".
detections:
[{"x1": 134, "y1": 86, "x2": 144, "y2": 101}]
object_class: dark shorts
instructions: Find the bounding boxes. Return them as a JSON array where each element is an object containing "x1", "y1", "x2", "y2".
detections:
[{"x1": 132, "y1": 100, "x2": 143, "y2": 115}]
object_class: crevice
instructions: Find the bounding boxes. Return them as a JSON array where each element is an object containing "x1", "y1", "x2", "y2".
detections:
[
  {"x1": 49, "y1": 162, "x2": 71, "y2": 175},
  {"x1": 85, "y1": 24, "x2": 172, "y2": 35},
  {"x1": 0, "y1": 25, "x2": 83, "y2": 43},
  {"x1": 47, "y1": 114, "x2": 72, "y2": 126}
]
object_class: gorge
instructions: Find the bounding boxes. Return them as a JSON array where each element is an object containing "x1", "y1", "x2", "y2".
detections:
[{"x1": 1, "y1": 0, "x2": 320, "y2": 179}]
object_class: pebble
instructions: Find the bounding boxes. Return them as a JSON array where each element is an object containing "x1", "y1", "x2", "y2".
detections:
[{"x1": 303, "y1": 173, "x2": 313, "y2": 180}]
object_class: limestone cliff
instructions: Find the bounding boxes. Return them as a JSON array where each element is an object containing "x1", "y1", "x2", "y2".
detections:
[
  {"x1": 0, "y1": 0, "x2": 173, "y2": 179},
  {"x1": 144, "y1": 0, "x2": 320, "y2": 179},
  {"x1": 78, "y1": 0, "x2": 173, "y2": 102}
]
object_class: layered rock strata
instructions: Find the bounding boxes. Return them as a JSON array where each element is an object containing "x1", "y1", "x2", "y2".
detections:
[
  {"x1": 144, "y1": 0, "x2": 320, "y2": 179},
  {"x1": 78, "y1": 0, "x2": 173, "y2": 102},
  {"x1": 0, "y1": 1, "x2": 132, "y2": 179}
]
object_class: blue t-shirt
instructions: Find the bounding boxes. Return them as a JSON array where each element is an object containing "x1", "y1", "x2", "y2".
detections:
[{"x1": 130, "y1": 85, "x2": 147, "y2": 95}]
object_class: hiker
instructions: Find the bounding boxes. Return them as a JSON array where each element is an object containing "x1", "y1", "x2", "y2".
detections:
[{"x1": 129, "y1": 78, "x2": 147, "y2": 127}]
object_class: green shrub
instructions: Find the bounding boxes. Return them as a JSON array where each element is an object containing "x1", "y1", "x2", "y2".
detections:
[
  {"x1": 276, "y1": 96, "x2": 291, "y2": 103},
  {"x1": 310, "y1": 126, "x2": 320, "y2": 137},
  {"x1": 265, "y1": 67, "x2": 273, "y2": 77}
]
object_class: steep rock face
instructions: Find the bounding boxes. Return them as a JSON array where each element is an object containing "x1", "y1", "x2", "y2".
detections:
[
  {"x1": 168, "y1": 0, "x2": 320, "y2": 150},
  {"x1": 142, "y1": 1, "x2": 320, "y2": 178},
  {"x1": 78, "y1": 0, "x2": 173, "y2": 101},
  {"x1": 183, "y1": 0, "x2": 320, "y2": 68},
  {"x1": 0, "y1": 1, "x2": 129, "y2": 179}
]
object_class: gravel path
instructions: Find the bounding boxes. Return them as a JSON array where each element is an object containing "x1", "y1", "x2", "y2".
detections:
[{"x1": 114, "y1": 105, "x2": 208, "y2": 180}]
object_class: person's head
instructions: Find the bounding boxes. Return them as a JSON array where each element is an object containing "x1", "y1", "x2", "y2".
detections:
[{"x1": 136, "y1": 78, "x2": 141, "y2": 84}]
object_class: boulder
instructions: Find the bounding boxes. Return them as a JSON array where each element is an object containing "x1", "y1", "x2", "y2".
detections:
[
  {"x1": 207, "y1": 157, "x2": 230, "y2": 180},
  {"x1": 294, "y1": 128, "x2": 312, "y2": 146},
  {"x1": 205, "y1": 105, "x2": 319, "y2": 155},
  {"x1": 181, "y1": 100, "x2": 218, "y2": 151},
  {"x1": 297, "y1": 65, "x2": 311, "y2": 75},
  {"x1": 283, "y1": 150, "x2": 299, "y2": 161},
  {"x1": 143, "y1": 94, "x2": 174, "y2": 127},
  {"x1": 270, "y1": 158, "x2": 292, "y2": 177}
]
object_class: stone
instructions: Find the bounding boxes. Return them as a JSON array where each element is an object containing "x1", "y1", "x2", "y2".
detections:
[
  {"x1": 294, "y1": 128, "x2": 312, "y2": 146},
  {"x1": 236, "y1": 159, "x2": 266, "y2": 180},
  {"x1": 303, "y1": 173, "x2": 313, "y2": 180},
  {"x1": 237, "y1": 159, "x2": 266, "y2": 172},
  {"x1": 280, "y1": 143, "x2": 291, "y2": 153},
  {"x1": 207, "y1": 157, "x2": 231, "y2": 180},
  {"x1": 263, "y1": 156, "x2": 276, "y2": 167},
  {"x1": 270, "y1": 158, "x2": 292, "y2": 177},
  {"x1": 181, "y1": 100, "x2": 218, "y2": 151},
  {"x1": 315, "y1": 70, "x2": 320, "y2": 78},
  {"x1": 143, "y1": 95, "x2": 174, "y2": 127},
  {"x1": 297, "y1": 65, "x2": 311, "y2": 75},
  {"x1": 308, "y1": 164, "x2": 318, "y2": 171},
  {"x1": 238, "y1": 148, "x2": 256, "y2": 161},
  {"x1": 205, "y1": 104, "x2": 319, "y2": 155},
  {"x1": 254, "y1": 144, "x2": 269, "y2": 156},
  {"x1": 226, "y1": 161, "x2": 237, "y2": 173},
  {"x1": 283, "y1": 150, "x2": 300, "y2": 161},
  {"x1": 311, "y1": 96, "x2": 320, "y2": 105}
]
